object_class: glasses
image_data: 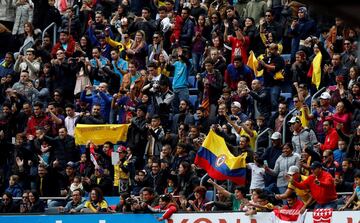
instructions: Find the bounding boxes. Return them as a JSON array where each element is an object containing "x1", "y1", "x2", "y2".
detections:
[
  {"x1": 211, "y1": 17, "x2": 218, "y2": 19},
  {"x1": 57, "y1": 52, "x2": 64, "y2": 55},
  {"x1": 293, "y1": 100, "x2": 299, "y2": 103},
  {"x1": 124, "y1": 36, "x2": 129, "y2": 39},
  {"x1": 153, "y1": 36, "x2": 159, "y2": 39},
  {"x1": 344, "y1": 42, "x2": 351, "y2": 45},
  {"x1": 265, "y1": 14, "x2": 271, "y2": 17}
]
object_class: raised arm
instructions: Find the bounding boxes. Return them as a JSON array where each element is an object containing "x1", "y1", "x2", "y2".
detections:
[{"x1": 207, "y1": 178, "x2": 231, "y2": 198}]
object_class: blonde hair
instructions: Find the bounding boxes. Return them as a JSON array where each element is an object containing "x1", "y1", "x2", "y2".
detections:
[{"x1": 10, "y1": 175, "x2": 19, "y2": 183}]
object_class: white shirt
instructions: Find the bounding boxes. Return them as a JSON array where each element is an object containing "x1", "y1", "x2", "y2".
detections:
[
  {"x1": 65, "y1": 113, "x2": 79, "y2": 136},
  {"x1": 247, "y1": 163, "x2": 265, "y2": 190}
]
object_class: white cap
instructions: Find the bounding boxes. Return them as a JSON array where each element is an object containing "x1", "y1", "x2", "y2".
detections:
[
  {"x1": 231, "y1": 101, "x2": 241, "y2": 109},
  {"x1": 320, "y1": 92, "x2": 331, "y2": 100},
  {"x1": 287, "y1": 166, "x2": 300, "y2": 175},
  {"x1": 270, "y1": 132, "x2": 282, "y2": 140},
  {"x1": 288, "y1": 116, "x2": 301, "y2": 124}
]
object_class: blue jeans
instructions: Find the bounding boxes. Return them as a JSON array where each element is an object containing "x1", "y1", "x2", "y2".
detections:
[
  {"x1": 191, "y1": 52, "x2": 202, "y2": 74},
  {"x1": 172, "y1": 87, "x2": 189, "y2": 113},
  {"x1": 314, "y1": 200, "x2": 338, "y2": 209},
  {"x1": 270, "y1": 86, "x2": 281, "y2": 111}
]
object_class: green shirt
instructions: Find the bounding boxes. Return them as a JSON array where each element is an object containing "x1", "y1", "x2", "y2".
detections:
[{"x1": 230, "y1": 193, "x2": 242, "y2": 211}]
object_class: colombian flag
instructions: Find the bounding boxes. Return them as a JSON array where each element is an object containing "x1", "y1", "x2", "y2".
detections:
[
  {"x1": 307, "y1": 51, "x2": 322, "y2": 89},
  {"x1": 194, "y1": 130, "x2": 247, "y2": 185}
]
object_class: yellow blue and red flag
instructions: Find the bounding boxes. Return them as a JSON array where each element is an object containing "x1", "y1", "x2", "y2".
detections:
[{"x1": 194, "y1": 130, "x2": 247, "y2": 185}]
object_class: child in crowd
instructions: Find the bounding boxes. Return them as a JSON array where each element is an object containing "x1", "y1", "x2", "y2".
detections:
[
  {"x1": 69, "y1": 176, "x2": 83, "y2": 194},
  {"x1": 247, "y1": 156, "x2": 266, "y2": 191},
  {"x1": 245, "y1": 192, "x2": 274, "y2": 215},
  {"x1": 339, "y1": 172, "x2": 360, "y2": 210},
  {"x1": 5, "y1": 175, "x2": 23, "y2": 197}
]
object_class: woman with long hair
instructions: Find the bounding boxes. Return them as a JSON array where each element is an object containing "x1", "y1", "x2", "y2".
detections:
[
  {"x1": 126, "y1": 30, "x2": 147, "y2": 69},
  {"x1": 28, "y1": 191, "x2": 45, "y2": 213},
  {"x1": 208, "y1": 12, "x2": 222, "y2": 37},
  {"x1": 82, "y1": 187, "x2": 108, "y2": 213},
  {"x1": 192, "y1": 14, "x2": 210, "y2": 74},
  {"x1": 18, "y1": 22, "x2": 36, "y2": 54}
]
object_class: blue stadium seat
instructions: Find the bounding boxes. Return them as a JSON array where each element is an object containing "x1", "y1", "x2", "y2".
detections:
[
  {"x1": 205, "y1": 190, "x2": 215, "y2": 201},
  {"x1": 188, "y1": 75, "x2": 196, "y2": 88},
  {"x1": 280, "y1": 92, "x2": 292, "y2": 104},
  {"x1": 105, "y1": 196, "x2": 119, "y2": 206},
  {"x1": 281, "y1": 54, "x2": 291, "y2": 63},
  {"x1": 189, "y1": 95, "x2": 199, "y2": 109}
]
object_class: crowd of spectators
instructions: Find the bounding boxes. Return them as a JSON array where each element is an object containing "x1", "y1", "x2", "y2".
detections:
[{"x1": 0, "y1": 0, "x2": 360, "y2": 218}]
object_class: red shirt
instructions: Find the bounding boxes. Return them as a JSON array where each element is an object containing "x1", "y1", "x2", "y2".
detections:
[
  {"x1": 26, "y1": 114, "x2": 52, "y2": 136},
  {"x1": 228, "y1": 36, "x2": 248, "y2": 64},
  {"x1": 320, "y1": 127, "x2": 339, "y2": 151},
  {"x1": 292, "y1": 170, "x2": 337, "y2": 205}
]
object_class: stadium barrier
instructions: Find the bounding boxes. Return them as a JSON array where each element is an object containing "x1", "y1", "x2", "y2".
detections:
[{"x1": 0, "y1": 211, "x2": 358, "y2": 223}]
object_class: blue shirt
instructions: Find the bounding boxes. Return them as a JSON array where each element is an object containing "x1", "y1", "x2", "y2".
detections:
[
  {"x1": 172, "y1": 61, "x2": 189, "y2": 89},
  {"x1": 112, "y1": 58, "x2": 128, "y2": 84}
]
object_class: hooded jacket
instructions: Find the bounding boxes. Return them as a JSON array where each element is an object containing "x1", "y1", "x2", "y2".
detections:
[{"x1": 268, "y1": 152, "x2": 300, "y2": 187}]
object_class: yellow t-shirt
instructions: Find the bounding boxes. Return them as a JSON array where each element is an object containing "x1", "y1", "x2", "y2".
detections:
[
  {"x1": 298, "y1": 107, "x2": 309, "y2": 128},
  {"x1": 84, "y1": 200, "x2": 108, "y2": 212},
  {"x1": 288, "y1": 175, "x2": 311, "y2": 203},
  {"x1": 240, "y1": 129, "x2": 258, "y2": 151},
  {"x1": 114, "y1": 160, "x2": 129, "y2": 186}
]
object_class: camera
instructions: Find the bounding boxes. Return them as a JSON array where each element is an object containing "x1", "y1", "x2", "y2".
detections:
[
  {"x1": 230, "y1": 115, "x2": 237, "y2": 121},
  {"x1": 125, "y1": 196, "x2": 140, "y2": 205}
]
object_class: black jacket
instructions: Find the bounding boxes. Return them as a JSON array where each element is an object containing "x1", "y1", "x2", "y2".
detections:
[{"x1": 249, "y1": 88, "x2": 271, "y2": 120}]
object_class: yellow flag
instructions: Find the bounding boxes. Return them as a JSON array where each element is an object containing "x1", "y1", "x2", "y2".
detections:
[
  {"x1": 247, "y1": 51, "x2": 259, "y2": 77},
  {"x1": 74, "y1": 124, "x2": 129, "y2": 145},
  {"x1": 311, "y1": 52, "x2": 322, "y2": 89}
]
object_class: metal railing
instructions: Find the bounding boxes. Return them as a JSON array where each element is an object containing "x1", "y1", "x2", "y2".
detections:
[
  {"x1": 42, "y1": 22, "x2": 57, "y2": 46},
  {"x1": 200, "y1": 173, "x2": 216, "y2": 201},
  {"x1": 310, "y1": 87, "x2": 326, "y2": 113},
  {"x1": 282, "y1": 108, "x2": 296, "y2": 145},
  {"x1": 73, "y1": 4, "x2": 79, "y2": 16},
  {"x1": 255, "y1": 128, "x2": 273, "y2": 152}
]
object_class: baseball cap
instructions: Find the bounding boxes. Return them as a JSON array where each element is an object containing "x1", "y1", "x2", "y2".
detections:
[
  {"x1": 320, "y1": 92, "x2": 331, "y2": 100},
  {"x1": 66, "y1": 161, "x2": 76, "y2": 169},
  {"x1": 270, "y1": 132, "x2": 282, "y2": 140},
  {"x1": 117, "y1": 145, "x2": 127, "y2": 153},
  {"x1": 287, "y1": 166, "x2": 300, "y2": 175},
  {"x1": 288, "y1": 116, "x2": 301, "y2": 124},
  {"x1": 310, "y1": 161, "x2": 322, "y2": 169},
  {"x1": 298, "y1": 6, "x2": 307, "y2": 13},
  {"x1": 231, "y1": 101, "x2": 241, "y2": 109}
]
